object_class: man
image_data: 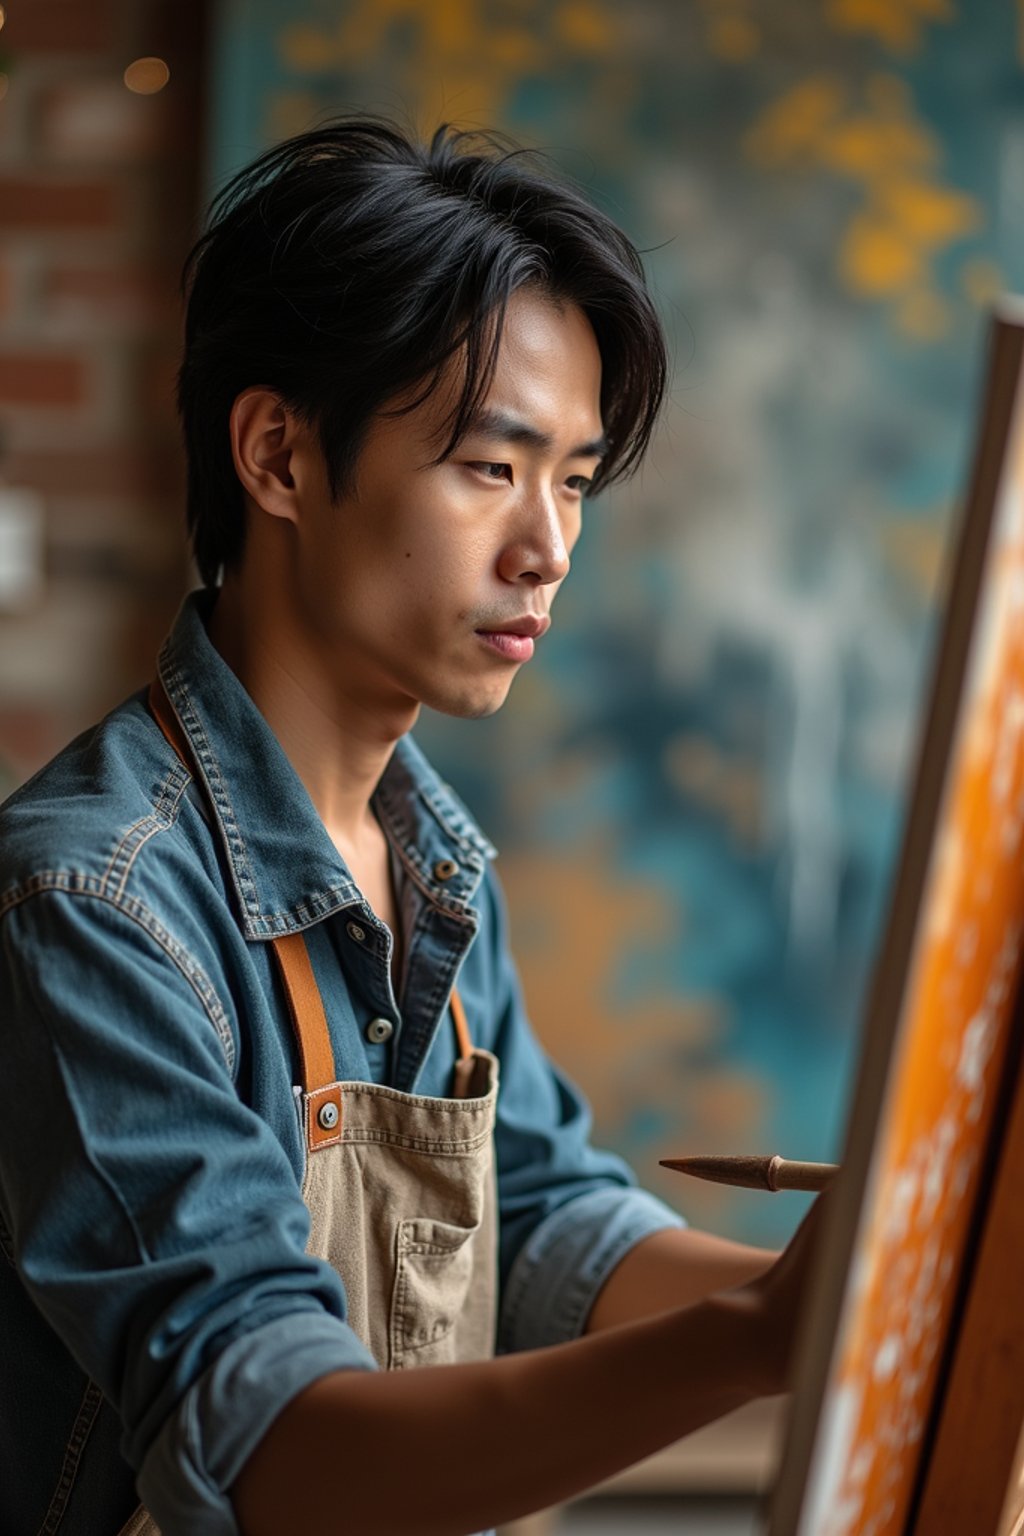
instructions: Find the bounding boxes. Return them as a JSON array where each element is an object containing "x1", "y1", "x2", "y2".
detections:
[{"x1": 0, "y1": 119, "x2": 820, "y2": 1536}]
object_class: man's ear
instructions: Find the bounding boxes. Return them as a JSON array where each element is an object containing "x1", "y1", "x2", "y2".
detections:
[{"x1": 229, "y1": 388, "x2": 307, "y2": 524}]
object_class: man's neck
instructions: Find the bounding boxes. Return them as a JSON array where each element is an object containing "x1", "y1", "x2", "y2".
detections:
[{"x1": 206, "y1": 575, "x2": 417, "y2": 855}]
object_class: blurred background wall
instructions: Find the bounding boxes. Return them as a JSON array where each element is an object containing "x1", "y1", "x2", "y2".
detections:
[
  {"x1": 2, "y1": 0, "x2": 1023, "y2": 1260},
  {"x1": 0, "y1": 0, "x2": 204, "y2": 788}
]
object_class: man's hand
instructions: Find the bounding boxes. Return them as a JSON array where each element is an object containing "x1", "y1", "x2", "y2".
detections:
[
  {"x1": 733, "y1": 1193, "x2": 831, "y2": 1397},
  {"x1": 585, "y1": 1196, "x2": 829, "y2": 1399}
]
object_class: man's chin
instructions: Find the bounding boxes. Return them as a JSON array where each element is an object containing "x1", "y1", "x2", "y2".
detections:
[{"x1": 429, "y1": 677, "x2": 516, "y2": 721}]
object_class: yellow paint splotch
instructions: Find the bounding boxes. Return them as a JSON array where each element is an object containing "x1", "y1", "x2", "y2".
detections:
[
  {"x1": 499, "y1": 840, "x2": 712, "y2": 1129},
  {"x1": 707, "y1": 14, "x2": 760, "y2": 63},
  {"x1": 498, "y1": 834, "x2": 775, "y2": 1230},
  {"x1": 746, "y1": 61, "x2": 982, "y2": 342},
  {"x1": 277, "y1": 0, "x2": 625, "y2": 128},
  {"x1": 488, "y1": 29, "x2": 545, "y2": 68},
  {"x1": 279, "y1": 26, "x2": 340, "y2": 73},
  {"x1": 746, "y1": 76, "x2": 848, "y2": 167},
  {"x1": 820, "y1": 115, "x2": 937, "y2": 179},
  {"x1": 879, "y1": 179, "x2": 981, "y2": 247},
  {"x1": 556, "y1": 1, "x2": 616, "y2": 54},
  {"x1": 826, "y1": 0, "x2": 953, "y2": 55},
  {"x1": 841, "y1": 210, "x2": 925, "y2": 296}
]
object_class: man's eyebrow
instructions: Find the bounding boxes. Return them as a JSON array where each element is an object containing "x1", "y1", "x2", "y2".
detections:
[{"x1": 465, "y1": 407, "x2": 608, "y2": 460}]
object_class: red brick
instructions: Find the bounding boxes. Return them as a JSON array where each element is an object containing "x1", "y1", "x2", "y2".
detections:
[
  {"x1": 0, "y1": 178, "x2": 119, "y2": 230},
  {"x1": 4, "y1": 446, "x2": 177, "y2": 498},
  {"x1": 2, "y1": 1, "x2": 116, "y2": 54},
  {"x1": 45, "y1": 265, "x2": 171, "y2": 328},
  {"x1": 0, "y1": 352, "x2": 86, "y2": 406},
  {"x1": 38, "y1": 80, "x2": 167, "y2": 164}
]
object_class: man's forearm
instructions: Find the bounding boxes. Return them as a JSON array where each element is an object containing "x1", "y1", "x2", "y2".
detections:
[
  {"x1": 232, "y1": 1288, "x2": 770, "y2": 1536},
  {"x1": 586, "y1": 1225, "x2": 778, "y2": 1332}
]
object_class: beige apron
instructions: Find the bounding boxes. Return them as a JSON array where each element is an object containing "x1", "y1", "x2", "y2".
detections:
[{"x1": 117, "y1": 682, "x2": 501, "y2": 1536}]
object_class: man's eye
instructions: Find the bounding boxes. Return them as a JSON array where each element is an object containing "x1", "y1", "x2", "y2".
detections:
[
  {"x1": 472, "y1": 462, "x2": 512, "y2": 482},
  {"x1": 566, "y1": 475, "x2": 593, "y2": 494}
]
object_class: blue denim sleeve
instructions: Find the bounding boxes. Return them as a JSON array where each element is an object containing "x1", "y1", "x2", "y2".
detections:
[
  {"x1": 0, "y1": 890, "x2": 376, "y2": 1534},
  {"x1": 477, "y1": 868, "x2": 685, "y2": 1354}
]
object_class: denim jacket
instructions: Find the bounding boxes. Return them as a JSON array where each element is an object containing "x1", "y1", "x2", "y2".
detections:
[{"x1": 0, "y1": 590, "x2": 682, "y2": 1535}]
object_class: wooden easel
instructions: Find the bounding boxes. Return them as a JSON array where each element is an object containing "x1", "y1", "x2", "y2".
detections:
[{"x1": 769, "y1": 306, "x2": 1024, "y2": 1536}]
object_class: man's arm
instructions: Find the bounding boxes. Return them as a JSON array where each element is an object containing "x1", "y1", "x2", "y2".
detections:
[
  {"x1": 586, "y1": 1223, "x2": 777, "y2": 1330},
  {"x1": 233, "y1": 1206, "x2": 818, "y2": 1536}
]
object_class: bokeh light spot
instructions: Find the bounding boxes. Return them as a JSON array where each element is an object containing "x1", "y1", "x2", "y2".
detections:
[{"x1": 123, "y1": 57, "x2": 171, "y2": 95}]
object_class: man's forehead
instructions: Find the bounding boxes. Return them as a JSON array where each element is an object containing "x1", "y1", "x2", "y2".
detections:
[
  {"x1": 477, "y1": 301, "x2": 603, "y2": 440},
  {"x1": 464, "y1": 404, "x2": 607, "y2": 461},
  {"x1": 381, "y1": 290, "x2": 604, "y2": 452}
]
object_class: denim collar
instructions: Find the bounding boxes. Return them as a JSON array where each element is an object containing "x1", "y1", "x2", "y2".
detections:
[{"x1": 155, "y1": 590, "x2": 496, "y2": 941}]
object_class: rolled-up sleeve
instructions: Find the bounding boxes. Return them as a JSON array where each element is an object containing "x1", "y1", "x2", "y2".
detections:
[
  {"x1": 499, "y1": 1184, "x2": 686, "y2": 1353},
  {"x1": 475, "y1": 868, "x2": 685, "y2": 1356},
  {"x1": 138, "y1": 1311, "x2": 371, "y2": 1534},
  {"x1": 0, "y1": 889, "x2": 376, "y2": 1534}
]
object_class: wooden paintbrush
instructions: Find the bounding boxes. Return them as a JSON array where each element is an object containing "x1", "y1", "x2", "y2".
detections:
[{"x1": 659, "y1": 1153, "x2": 838, "y2": 1193}]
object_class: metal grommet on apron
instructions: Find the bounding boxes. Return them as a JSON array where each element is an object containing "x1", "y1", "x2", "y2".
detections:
[{"x1": 117, "y1": 681, "x2": 501, "y2": 1536}]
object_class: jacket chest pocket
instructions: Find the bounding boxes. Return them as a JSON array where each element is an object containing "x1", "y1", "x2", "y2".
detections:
[{"x1": 388, "y1": 1216, "x2": 478, "y2": 1370}]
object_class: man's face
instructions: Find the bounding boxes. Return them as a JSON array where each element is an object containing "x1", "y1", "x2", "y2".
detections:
[{"x1": 293, "y1": 287, "x2": 605, "y2": 722}]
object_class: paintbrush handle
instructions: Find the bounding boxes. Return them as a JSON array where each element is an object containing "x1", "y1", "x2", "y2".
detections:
[{"x1": 658, "y1": 1153, "x2": 838, "y2": 1192}]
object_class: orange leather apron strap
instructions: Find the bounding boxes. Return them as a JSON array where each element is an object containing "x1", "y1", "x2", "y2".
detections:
[
  {"x1": 271, "y1": 930, "x2": 337, "y2": 1092},
  {"x1": 273, "y1": 931, "x2": 344, "y2": 1152},
  {"x1": 450, "y1": 986, "x2": 473, "y2": 1064},
  {"x1": 449, "y1": 987, "x2": 477, "y2": 1100}
]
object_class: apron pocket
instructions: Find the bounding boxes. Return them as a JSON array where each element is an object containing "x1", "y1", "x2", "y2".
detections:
[{"x1": 389, "y1": 1216, "x2": 477, "y2": 1370}]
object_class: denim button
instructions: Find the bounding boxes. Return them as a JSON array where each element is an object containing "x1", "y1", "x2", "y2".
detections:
[
  {"x1": 347, "y1": 920, "x2": 367, "y2": 943},
  {"x1": 433, "y1": 859, "x2": 458, "y2": 881},
  {"x1": 317, "y1": 1101, "x2": 339, "y2": 1130},
  {"x1": 366, "y1": 1017, "x2": 394, "y2": 1044}
]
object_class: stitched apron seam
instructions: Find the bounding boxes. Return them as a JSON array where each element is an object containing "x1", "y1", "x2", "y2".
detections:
[{"x1": 34, "y1": 1378, "x2": 104, "y2": 1536}]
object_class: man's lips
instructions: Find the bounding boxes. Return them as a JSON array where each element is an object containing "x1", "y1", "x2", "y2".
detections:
[
  {"x1": 474, "y1": 615, "x2": 550, "y2": 662},
  {"x1": 477, "y1": 615, "x2": 550, "y2": 639}
]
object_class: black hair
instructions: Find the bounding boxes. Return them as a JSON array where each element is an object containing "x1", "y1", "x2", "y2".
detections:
[{"x1": 177, "y1": 117, "x2": 667, "y2": 586}]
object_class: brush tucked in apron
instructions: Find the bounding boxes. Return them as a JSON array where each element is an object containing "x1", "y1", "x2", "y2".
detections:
[{"x1": 119, "y1": 681, "x2": 501, "y2": 1535}]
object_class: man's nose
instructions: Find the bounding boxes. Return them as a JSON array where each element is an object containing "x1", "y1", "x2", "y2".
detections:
[{"x1": 497, "y1": 487, "x2": 572, "y2": 585}]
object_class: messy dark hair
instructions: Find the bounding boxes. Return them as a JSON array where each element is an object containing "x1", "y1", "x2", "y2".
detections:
[{"x1": 177, "y1": 116, "x2": 667, "y2": 586}]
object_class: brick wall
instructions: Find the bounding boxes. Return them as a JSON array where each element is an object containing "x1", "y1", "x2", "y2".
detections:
[{"x1": 0, "y1": 0, "x2": 207, "y2": 792}]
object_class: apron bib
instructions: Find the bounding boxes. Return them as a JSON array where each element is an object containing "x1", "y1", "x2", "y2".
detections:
[{"x1": 118, "y1": 683, "x2": 500, "y2": 1536}]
